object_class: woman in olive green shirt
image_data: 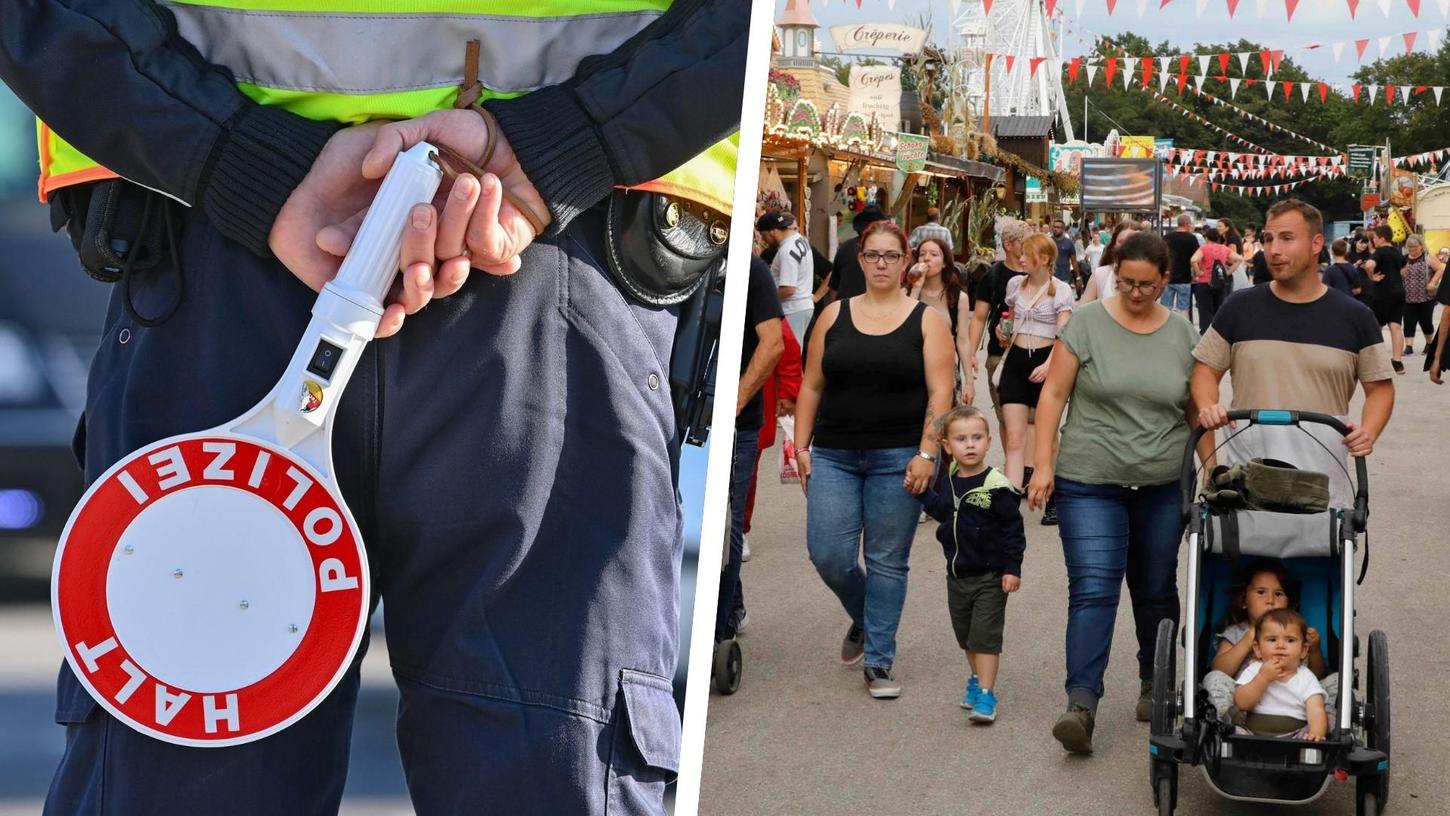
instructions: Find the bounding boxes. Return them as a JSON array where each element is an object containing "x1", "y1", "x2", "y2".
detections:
[{"x1": 1025, "y1": 232, "x2": 1212, "y2": 755}]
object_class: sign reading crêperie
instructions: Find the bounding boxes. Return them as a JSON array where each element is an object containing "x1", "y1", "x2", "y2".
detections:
[
  {"x1": 848, "y1": 65, "x2": 902, "y2": 129},
  {"x1": 829, "y1": 23, "x2": 927, "y2": 54}
]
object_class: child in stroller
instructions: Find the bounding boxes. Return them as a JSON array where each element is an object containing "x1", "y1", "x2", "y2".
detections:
[
  {"x1": 1201, "y1": 561, "x2": 1338, "y2": 733},
  {"x1": 1230, "y1": 609, "x2": 1328, "y2": 740}
]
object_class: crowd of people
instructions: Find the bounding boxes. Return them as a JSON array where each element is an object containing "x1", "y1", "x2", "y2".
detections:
[{"x1": 729, "y1": 194, "x2": 1441, "y2": 754}]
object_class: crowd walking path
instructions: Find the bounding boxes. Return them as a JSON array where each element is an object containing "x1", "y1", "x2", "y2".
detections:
[{"x1": 701, "y1": 330, "x2": 1450, "y2": 815}]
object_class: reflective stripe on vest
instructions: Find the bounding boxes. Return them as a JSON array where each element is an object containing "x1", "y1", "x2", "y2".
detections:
[{"x1": 37, "y1": 0, "x2": 733, "y2": 215}]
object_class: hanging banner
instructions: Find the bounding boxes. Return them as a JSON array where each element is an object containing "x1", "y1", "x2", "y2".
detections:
[
  {"x1": 1120, "y1": 135, "x2": 1158, "y2": 158},
  {"x1": 830, "y1": 23, "x2": 927, "y2": 54},
  {"x1": 848, "y1": 65, "x2": 903, "y2": 128},
  {"x1": 1348, "y1": 145, "x2": 1378, "y2": 179},
  {"x1": 894, "y1": 132, "x2": 930, "y2": 173}
]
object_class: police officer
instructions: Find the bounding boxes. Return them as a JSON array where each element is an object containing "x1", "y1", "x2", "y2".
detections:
[{"x1": 0, "y1": 1, "x2": 745, "y2": 813}]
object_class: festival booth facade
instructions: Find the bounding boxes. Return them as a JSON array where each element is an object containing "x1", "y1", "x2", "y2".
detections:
[
  {"x1": 988, "y1": 115, "x2": 1079, "y2": 222},
  {"x1": 761, "y1": 78, "x2": 1004, "y2": 263},
  {"x1": 764, "y1": 0, "x2": 1006, "y2": 261}
]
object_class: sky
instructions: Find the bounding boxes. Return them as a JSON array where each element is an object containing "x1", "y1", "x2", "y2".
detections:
[{"x1": 789, "y1": 0, "x2": 1446, "y2": 88}]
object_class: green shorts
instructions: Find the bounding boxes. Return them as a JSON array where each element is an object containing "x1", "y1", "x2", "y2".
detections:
[{"x1": 946, "y1": 571, "x2": 1008, "y2": 654}]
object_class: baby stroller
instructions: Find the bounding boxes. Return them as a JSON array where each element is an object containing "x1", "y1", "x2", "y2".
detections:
[{"x1": 1148, "y1": 410, "x2": 1389, "y2": 815}]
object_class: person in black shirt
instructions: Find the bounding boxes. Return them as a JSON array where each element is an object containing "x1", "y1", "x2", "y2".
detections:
[
  {"x1": 1162, "y1": 214, "x2": 1199, "y2": 315},
  {"x1": 1250, "y1": 247, "x2": 1272, "y2": 285},
  {"x1": 804, "y1": 244, "x2": 834, "y2": 358},
  {"x1": 1347, "y1": 232, "x2": 1372, "y2": 263},
  {"x1": 831, "y1": 206, "x2": 889, "y2": 301},
  {"x1": 718, "y1": 256, "x2": 784, "y2": 642},
  {"x1": 1363, "y1": 224, "x2": 1408, "y2": 373},
  {"x1": 1218, "y1": 218, "x2": 1244, "y2": 256},
  {"x1": 811, "y1": 245, "x2": 834, "y2": 295},
  {"x1": 794, "y1": 219, "x2": 955, "y2": 699}
]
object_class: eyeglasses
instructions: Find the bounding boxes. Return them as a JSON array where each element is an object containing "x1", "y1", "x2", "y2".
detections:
[
  {"x1": 861, "y1": 251, "x2": 906, "y2": 264},
  {"x1": 1115, "y1": 278, "x2": 1161, "y2": 294}
]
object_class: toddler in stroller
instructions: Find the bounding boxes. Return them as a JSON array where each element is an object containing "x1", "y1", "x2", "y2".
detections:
[
  {"x1": 1201, "y1": 561, "x2": 1337, "y2": 734},
  {"x1": 1229, "y1": 609, "x2": 1327, "y2": 740}
]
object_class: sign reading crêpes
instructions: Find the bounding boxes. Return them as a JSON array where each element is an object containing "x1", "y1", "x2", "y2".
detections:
[
  {"x1": 848, "y1": 65, "x2": 902, "y2": 129},
  {"x1": 829, "y1": 23, "x2": 927, "y2": 54}
]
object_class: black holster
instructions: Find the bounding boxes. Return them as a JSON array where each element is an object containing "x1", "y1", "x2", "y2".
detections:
[
  {"x1": 51, "y1": 179, "x2": 172, "y2": 284},
  {"x1": 604, "y1": 190, "x2": 728, "y2": 307},
  {"x1": 49, "y1": 179, "x2": 185, "y2": 326}
]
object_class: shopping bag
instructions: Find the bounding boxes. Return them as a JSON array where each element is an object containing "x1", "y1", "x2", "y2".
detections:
[
  {"x1": 1231, "y1": 262, "x2": 1251, "y2": 292},
  {"x1": 778, "y1": 415, "x2": 800, "y2": 484}
]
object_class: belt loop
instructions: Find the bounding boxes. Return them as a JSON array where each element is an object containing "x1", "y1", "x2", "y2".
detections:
[{"x1": 456, "y1": 39, "x2": 482, "y2": 109}]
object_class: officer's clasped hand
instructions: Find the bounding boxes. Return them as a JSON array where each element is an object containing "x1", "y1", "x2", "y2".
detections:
[
  {"x1": 273, "y1": 109, "x2": 550, "y2": 339},
  {"x1": 352, "y1": 110, "x2": 548, "y2": 338}
]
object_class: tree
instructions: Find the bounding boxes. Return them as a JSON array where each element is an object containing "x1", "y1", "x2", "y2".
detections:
[{"x1": 818, "y1": 55, "x2": 851, "y2": 87}]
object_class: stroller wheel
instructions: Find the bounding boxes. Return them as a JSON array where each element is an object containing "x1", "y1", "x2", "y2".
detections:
[
  {"x1": 1357, "y1": 630, "x2": 1390, "y2": 814},
  {"x1": 1154, "y1": 775, "x2": 1175, "y2": 816},
  {"x1": 1150, "y1": 619, "x2": 1178, "y2": 737},
  {"x1": 712, "y1": 638, "x2": 742, "y2": 695}
]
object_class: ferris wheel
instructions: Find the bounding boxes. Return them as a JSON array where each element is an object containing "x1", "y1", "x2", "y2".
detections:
[{"x1": 952, "y1": 0, "x2": 1075, "y2": 141}]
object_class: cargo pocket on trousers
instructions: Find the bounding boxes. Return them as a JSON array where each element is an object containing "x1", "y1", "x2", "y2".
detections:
[{"x1": 608, "y1": 669, "x2": 680, "y2": 815}]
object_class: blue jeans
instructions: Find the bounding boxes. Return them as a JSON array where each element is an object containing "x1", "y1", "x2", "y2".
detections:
[
  {"x1": 1055, "y1": 478, "x2": 1184, "y2": 701},
  {"x1": 717, "y1": 425, "x2": 760, "y2": 640},
  {"x1": 1160, "y1": 282, "x2": 1191, "y2": 311},
  {"x1": 806, "y1": 446, "x2": 919, "y2": 669}
]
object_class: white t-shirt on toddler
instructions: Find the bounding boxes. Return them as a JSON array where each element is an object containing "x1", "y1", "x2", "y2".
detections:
[{"x1": 1235, "y1": 661, "x2": 1325, "y2": 719}]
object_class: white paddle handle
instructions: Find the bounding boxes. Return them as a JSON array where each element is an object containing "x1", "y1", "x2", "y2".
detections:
[
  {"x1": 329, "y1": 142, "x2": 443, "y2": 310},
  {"x1": 227, "y1": 142, "x2": 442, "y2": 469}
]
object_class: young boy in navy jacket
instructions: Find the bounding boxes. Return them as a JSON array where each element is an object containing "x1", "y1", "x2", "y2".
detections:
[{"x1": 919, "y1": 406, "x2": 1026, "y2": 723}]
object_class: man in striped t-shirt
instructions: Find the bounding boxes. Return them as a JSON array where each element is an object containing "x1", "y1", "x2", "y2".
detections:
[
  {"x1": 1191, "y1": 199, "x2": 1394, "y2": 500},
  {"x1": 909, "y1": 207, "x2": 954, "y2": 252}
]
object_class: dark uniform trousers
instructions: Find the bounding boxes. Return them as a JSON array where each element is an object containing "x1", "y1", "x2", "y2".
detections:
[{"x1": 45, "y1": 205, "x2": 683, "y2": 815}]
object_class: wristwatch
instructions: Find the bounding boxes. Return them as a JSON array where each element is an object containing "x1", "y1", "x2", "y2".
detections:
[{"x1": 916, "y1": 450, "x2": 937, "y2": 463}]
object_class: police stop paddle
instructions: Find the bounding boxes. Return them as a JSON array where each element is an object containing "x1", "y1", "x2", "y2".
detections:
[{"x1": 52, "y1": 144, "x2": 443, "y2": 747}]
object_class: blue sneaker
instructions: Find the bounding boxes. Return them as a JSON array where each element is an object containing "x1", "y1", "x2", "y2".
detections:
[
  {"x1": 970, "y1": 689, "x2": 998, "y2": 723},
  {"x1": 960, "y1": 675, "x2": 981, "y2": 710}
]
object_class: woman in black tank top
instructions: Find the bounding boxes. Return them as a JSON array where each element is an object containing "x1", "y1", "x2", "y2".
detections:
[{"x1": 791, "y1": 221, "x2": 956, "y2": 698}]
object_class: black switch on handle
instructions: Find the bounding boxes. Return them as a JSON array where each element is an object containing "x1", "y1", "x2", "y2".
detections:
[{"x1": 307, "y1": 340, "x2": 344, "y2": 379}]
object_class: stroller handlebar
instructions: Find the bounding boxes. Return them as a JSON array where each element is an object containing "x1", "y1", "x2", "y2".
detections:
[{"x1": 1180, "y1": 409, "x2": 1369, "y2": 533}]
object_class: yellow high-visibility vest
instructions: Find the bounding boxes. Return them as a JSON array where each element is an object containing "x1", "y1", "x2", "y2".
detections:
[{"x1": 37, "y1": 0, "x2": 735, "y2": 215}]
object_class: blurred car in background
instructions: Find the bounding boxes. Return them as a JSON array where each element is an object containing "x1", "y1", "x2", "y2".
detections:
[{"x1": 0, "y1": 205, "x2": 109, "y2": 599}]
